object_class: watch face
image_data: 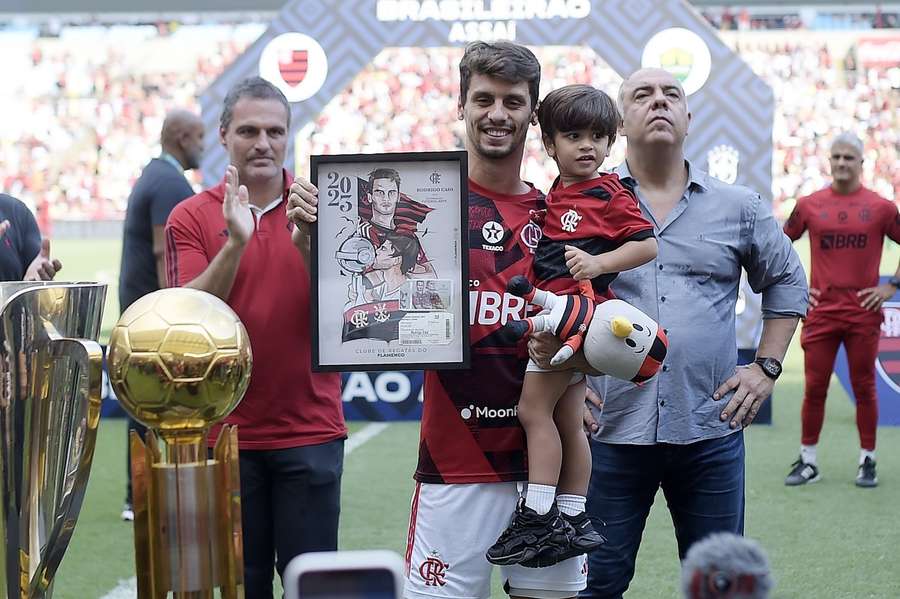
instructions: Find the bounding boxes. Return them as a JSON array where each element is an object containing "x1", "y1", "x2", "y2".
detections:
[{"x1": 759, "y1": 358, "x2": 781, "y2": 378}]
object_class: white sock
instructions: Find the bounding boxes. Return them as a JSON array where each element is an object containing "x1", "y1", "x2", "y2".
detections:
[
  {"x1": 525, "y1": 484, "x2": 556, "y2": 515},
  {"x1": 800, "y1": 444, "x2": 817, "y2": 466},
  {"x1": 860, "y1": 449, "x2": 876, "y2": 465},
  {"x1": 556, "y1": 494, "x2": 586, "y2": 516}
]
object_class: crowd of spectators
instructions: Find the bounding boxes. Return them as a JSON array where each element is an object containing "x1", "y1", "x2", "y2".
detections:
[
  {"x1": 1, "y1": 22, "x2": 897, "y2": 223},
  {"x1": 701, "y1": 8, "x2": 900, "y2": 31},
  {"x1": 732, "y1": 38, "x2": 899, "y2": 216},
  {"x1": 0, "y1": 23, "x2": 259, "y2": 221}
]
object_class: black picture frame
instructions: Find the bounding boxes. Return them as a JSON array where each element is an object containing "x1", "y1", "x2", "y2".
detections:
[{"x1": 310, "y1": 151, "x2": 469, "y2": 372}]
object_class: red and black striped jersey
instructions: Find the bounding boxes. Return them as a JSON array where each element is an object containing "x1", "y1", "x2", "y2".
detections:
[
  {"x1": 415, "y1": 179, "x2": 545, "y2": 484},
  {"x1": 533, "y1": 174, "x2": 654, "y2": 296}
]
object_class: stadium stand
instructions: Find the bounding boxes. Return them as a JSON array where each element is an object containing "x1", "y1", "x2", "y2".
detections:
[{"x1": 1, "y1": 19, "x2": 897, "y2": 225}]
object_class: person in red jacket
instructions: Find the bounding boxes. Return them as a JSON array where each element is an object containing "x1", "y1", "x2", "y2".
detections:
[
  {"x1": 783, "y1": 132, "x2": 900, "y2": 488},
  {"x1": 165, "y1": 77, "x2": 346, "y2": 597}
]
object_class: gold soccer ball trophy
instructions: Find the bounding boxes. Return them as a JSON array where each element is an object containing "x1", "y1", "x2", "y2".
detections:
[{"x1": 108, "y1": 288, "x2": 252, "y2": 599}]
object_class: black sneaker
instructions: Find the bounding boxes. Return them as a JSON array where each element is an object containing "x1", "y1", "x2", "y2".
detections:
[
  {"x1": 520, "y1": 512, "x2": 606, "y2": 568},
  {"x1": 784, "y1": 458, "x2": 821, "y2": 486},
  {"x1": 486, "y1": 499, "x2": 573, "y2": 566},
  {"x1": 563, "y1": 512, "x2": 606, "y2": 554},
  {"x1": 856, "y1": 457, "x2": 878, "y2": 488}
]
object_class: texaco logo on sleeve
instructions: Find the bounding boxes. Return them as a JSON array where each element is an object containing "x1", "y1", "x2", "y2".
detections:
[{"x1": 258, "y1": 32, "x2": 328, "y2": 103}]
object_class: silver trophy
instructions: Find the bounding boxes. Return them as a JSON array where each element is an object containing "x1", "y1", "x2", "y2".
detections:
[{"x1": 0, "y1": 282, "x2": 106, "y2": 598}]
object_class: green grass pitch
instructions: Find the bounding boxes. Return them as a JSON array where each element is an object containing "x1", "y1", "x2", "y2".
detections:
[{"x1": 46, "y1": 238, "x2": 900, "y2": 598}]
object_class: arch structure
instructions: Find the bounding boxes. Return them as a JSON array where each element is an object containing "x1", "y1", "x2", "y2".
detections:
[
  {"x1": 201, "y1": 0, "x2": 776, "y2": 421},
  {"x1": 200, "y1": 0, "x2": 773, "y2": 196}
]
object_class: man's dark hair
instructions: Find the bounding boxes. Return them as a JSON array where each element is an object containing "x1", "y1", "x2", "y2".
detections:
[
  {"x1": 368, "y1": 167, "x2": 401, "y2": 191},
  {"x1": 459, "y1": 41, "x2": 541, "y2": 109},
  {"x1": 538, "y1": 84, "x2": 620, "y2": 145},
  {"x1": 384, "y1": 231, "x2": 420, "y2": 275},
  {"x1": 219, "y1": 76, "x2": 291, "y2": 132}
]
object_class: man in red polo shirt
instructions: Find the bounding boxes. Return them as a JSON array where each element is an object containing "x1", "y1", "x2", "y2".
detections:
[
  {"x1": 783, "y1": 131, "x2": 900, "y2": 488},
  {"x1": 165, "y1": 77, "x2": 346, "y2": 597}
]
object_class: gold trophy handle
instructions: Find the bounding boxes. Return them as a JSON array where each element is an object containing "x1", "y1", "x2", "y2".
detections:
[{"x1": 28, "y1": 333, "x2": 104, "y2": 597}]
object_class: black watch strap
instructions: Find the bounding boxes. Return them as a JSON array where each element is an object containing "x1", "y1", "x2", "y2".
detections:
[
  {"x1": 888, "y1": 276, "x2": 900, "y2": 288},
  {"x1": 754, "y1": 357, "x2": 782, "y2": 380}
]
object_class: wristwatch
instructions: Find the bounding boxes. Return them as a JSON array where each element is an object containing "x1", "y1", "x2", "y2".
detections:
[
  {"x1": 888, "y1": 276, "x2": 900, "y2": 289},
  {"x1": 754, "y1": 357, "x2": 782, "y2": 380}
]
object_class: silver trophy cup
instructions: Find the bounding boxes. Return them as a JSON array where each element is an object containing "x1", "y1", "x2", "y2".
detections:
[{"x1": 0, "y1": 282, "x2": 106, "y2": 598}]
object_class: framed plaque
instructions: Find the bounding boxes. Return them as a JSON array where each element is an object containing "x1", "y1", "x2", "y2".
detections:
[{"x1": 310, "y1": 151, "x2": 469, "y2": 371}]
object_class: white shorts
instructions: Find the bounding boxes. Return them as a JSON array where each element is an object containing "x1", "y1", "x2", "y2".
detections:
[
  {"x1": 404, "y1": 482, "x2": 587, "y2": 599},
  {"x1": 525, "y1": 359, "x2": 585, "y2": 385}
]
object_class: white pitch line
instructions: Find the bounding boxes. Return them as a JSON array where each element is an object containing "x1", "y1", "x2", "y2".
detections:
[
  {"x1": 99, "y1": 577, "x2": 136, "y2": 599},
  {"x1": 345, "y1": 422, "x2": 390, "y2": 456},
  {"x1": 98, "y1": 422, "x2": 391, "y2": 599}
]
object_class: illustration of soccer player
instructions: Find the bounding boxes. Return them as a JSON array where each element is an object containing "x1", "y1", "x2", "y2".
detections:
[{"x1": 356, "y1": 167, "x2": 436, "y2": 279}]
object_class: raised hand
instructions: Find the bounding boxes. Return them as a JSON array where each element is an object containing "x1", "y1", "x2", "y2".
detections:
[
  {"x1": 24, "y1": 238, "x2": 63, "y2": 281},
  {"x1": 223, "y1": 165, "x2": 255, "y2": 246}
]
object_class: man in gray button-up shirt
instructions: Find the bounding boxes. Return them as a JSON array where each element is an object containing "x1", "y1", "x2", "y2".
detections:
[
  {"x1": 592, "y1": 157, "x2": 806, "y2": 444},
  {"x1": 531, "y1": 68, "x2": 807, "y2": 598}
]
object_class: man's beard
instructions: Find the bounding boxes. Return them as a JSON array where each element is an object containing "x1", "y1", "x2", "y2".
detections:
[{"x1": 472, "y1": 135, "x2": 522, "y2": 160}]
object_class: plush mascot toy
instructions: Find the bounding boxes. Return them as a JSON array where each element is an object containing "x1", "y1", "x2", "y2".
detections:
[{"x1": 506, "y1": 275, "x2": 668, "y2": 383}]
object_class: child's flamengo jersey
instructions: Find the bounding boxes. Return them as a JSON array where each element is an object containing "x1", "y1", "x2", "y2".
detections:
[
  {"x1": 534, "y1": 173, "x2": 654, "y2": 296},
  {"x1": 415, "y1": 179, "x2": 545, "y2": 484}
]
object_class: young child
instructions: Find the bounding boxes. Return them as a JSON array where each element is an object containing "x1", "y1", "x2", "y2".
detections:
[{"x1": 487, "y1": 84, "x2": 658, "y2": 567}]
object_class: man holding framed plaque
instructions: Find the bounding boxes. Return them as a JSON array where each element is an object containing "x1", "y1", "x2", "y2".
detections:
[{"x1": 288, "y1": 41, "x2": 586, "y2": 599}]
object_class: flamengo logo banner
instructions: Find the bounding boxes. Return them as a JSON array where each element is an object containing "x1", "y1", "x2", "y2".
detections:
[
  {"x1": 835, "y1": 280, "x2": 900, "y2": 426},
  {"x1": 258, "y1": 32, "x2": 329, "y2": 102}
]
